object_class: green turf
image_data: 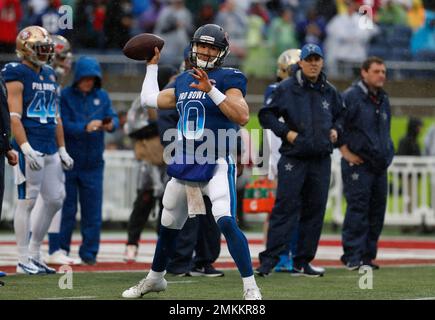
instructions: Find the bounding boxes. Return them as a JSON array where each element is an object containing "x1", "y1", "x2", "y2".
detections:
[{"x1": 1, "y1": 268, "x2": 434, "y2": 300}]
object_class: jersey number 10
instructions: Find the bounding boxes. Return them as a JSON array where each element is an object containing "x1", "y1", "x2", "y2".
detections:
[{"x1": 177, "y1": 100, "x2": 205, "y2": 140}]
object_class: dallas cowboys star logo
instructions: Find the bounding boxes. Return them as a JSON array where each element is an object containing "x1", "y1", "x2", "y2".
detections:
[
  {"x1": 351, "y1": 173, "x2": 359, "y2": 181},
  {"x1": 322, "y1": 100, "x2": 329, "y2": 110},
  {"x1": 285, "y1": 163, "x2": 293, "y2": 171},
  {"x1": 307, "y1": 44, "x2": 317, "y2": 52}
]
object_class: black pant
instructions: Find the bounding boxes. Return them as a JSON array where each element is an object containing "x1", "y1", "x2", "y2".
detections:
[
  {"x1": 167, "y1": 196, "x2": 221, "y2": 274},
  {"x1": 258, "y1": 155, "x2": 331, "y2": 273},
  {"x1": 0, "y1": 156, "x2": 4, "y2": 219},
  {"x1": 341, "y1": 160, "x2": 387, "y2": 264},
  {"x1": 126, "y1": 188, "x2": 156, "y2": 246}
]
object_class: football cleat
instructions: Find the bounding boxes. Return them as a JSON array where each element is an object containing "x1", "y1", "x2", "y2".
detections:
[
  {"x1": 244, "y1": 287, "x2": 262, "y2": 300},
  {"x1": 122, "y1": 277, "x2": 167, "y2": 299},
  {"x1": 16, "y1": 261, "x2": 40, "y2": 275},
  {"x1": 30, "y1": 258, "x2": 56, "y2": 274}
]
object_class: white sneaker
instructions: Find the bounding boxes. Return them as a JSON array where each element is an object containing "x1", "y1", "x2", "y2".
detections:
[
  {"x1": 244, "y1": 287, "x2": 262, "y2": 300},
  {"x1": 30, "y1": 258, "x2": 56, "y2": 274},
  {"x1": 122, "y1": 277, "x2": 167, "y2": 298},
  {"x1": 123, "y1": 245, "x2": 138, "y2": 263},
  {"x1": 16, "y1": 261, "x2": 40, "y2": 275},
  {"x1": 45, "y1": 250, "x2": 81, "y2": 265},
  {"x1": 310, "y1": 264, "x2": 325, "y2": 274}
]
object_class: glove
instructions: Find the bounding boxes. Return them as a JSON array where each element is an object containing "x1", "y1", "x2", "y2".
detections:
[
  {"x1": 20, "y1": 142, "x2": 44, "y2": 171},
  {"x1": 58, "y1": 146, "x2": 74, "y2": 170}
]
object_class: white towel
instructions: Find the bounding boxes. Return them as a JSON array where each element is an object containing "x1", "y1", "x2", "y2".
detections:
[
  {"x1": 185, "y1": 182, "x2": 206, "y2": 218},
  {"x1": 12, "y1": 152, "x2": 26, "y2": 185}
]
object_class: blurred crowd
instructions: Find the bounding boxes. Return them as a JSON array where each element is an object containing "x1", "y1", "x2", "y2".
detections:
[{"x1": 1, "y1": 0, "x2": 435, "y2": 76}]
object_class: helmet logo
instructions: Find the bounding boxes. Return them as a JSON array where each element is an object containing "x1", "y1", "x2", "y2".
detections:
[
  {"x1": 55, "y1": 43, "x2": 65, "y2": 52},
  {"x1": 199, "y1": 35, "x2": 215, "y2": 42},
  {"x1": 21, "y1": 31, "x2": 31, "y2": 41}
]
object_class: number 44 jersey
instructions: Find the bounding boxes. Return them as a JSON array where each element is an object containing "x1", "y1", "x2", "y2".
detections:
[
  {"x1": 169, "y1": 67, "x2": 247, "y2": 182},
  {"x1": 2, "y1": 62, "x2": 59, "y2": 155}
]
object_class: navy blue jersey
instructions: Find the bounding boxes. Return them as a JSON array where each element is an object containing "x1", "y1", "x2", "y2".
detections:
[
  {"x1": 167, "y1": 67, "x2": 247, "y2": 182},
  {"x1": 1, "y1": 62, "x2": 59, "y2": 154},
  {"x1": 263, "y1": 83, "x2": 278, "y2": 106}
]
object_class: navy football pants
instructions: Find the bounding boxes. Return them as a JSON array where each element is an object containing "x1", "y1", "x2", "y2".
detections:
[{"x1": 341, "y1": 159, "x2": 387, "y2": 265}]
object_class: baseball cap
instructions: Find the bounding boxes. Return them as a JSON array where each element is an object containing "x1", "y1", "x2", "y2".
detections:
[{"x1": 300, "y1": 44, "x2": 324, "y2": 60}]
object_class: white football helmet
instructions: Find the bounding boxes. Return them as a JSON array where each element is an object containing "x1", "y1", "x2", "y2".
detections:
[{"x1": 276, "y1": 49, "x2": 301, "y2": 80}]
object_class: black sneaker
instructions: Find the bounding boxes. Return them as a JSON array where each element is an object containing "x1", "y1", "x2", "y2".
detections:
[
  {"x1": 361, "y1": 261, "x2": 380, "y2": 270},
  {"x1": 255, "y1": 269, "x2": 270, "y2": 277},
  {"x1": 168, "y1": 271, "x2": 191, "y2": 277},
  {"x1": 345, "y1": 261, "x2": 362, "y2": 271},
  {"x1": 190, "y1": 265, "x2": 224, "y2": 277},
  {"x1": 81, "y1": 258, "x2": 97, "y2": 266},
  {"x1": 292, "y1": 263, "x2": 325, "y2": 277}
]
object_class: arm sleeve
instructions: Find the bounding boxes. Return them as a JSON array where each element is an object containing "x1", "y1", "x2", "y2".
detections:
[{"x1": 140, "y1": 64, "x2": 159, "y2": 108}]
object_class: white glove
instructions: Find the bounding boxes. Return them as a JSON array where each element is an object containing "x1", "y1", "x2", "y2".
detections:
[
  {"x1": 58, "y1": 146, "x2": 74, "y2": 170},
  {"x1": 20, "y1": 142, "x2": 44, "y2": 171}
]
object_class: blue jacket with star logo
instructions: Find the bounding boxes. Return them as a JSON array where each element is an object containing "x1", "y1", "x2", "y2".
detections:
[
  {"x1": 259, "y1": 69, "x2": 345, "y2": 158},
  {"x1": 338, "y1": 80, "x2": 394, "y2": 172},
  {"x1": 60, "y1": 56, "x2": 119, "y2": 169}
]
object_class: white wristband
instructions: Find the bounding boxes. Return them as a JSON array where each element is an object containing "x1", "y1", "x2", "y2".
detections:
[
  {"x1": 10, "y1": 112, "x2": 22, "y2": 119},
  {"x1": 207, "y1": 86, "x2": 226, "y2": 106},
  {"x1": 20, "y1": 142, "x2": 33, "y2": 155},
  {"x1": 59, "y1": 146, "x2": 67, "y2": 155}
]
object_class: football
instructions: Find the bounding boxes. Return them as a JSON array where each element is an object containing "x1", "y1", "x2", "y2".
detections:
[{"x1": 122, "y1": 33, "x2": 165, "y2": 61}]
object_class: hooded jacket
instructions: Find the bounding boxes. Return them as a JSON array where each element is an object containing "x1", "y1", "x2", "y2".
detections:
[{"x1": 61, "y1": 56, "x2": 119, "y2": 169}]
